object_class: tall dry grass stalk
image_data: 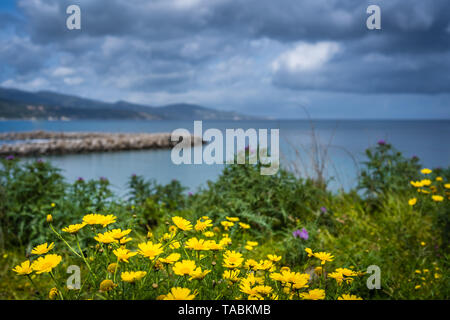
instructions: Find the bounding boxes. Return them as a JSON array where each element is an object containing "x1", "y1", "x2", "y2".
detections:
[{"x1": 281, "y1": 106, "x2": 359, "y2": 190}]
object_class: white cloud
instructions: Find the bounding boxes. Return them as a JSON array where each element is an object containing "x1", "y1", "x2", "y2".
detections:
[
  {"x1": 1, "y1": 77, "x2": 50, "y2": 90},
  {"x1": 101, "y1": 36, "x2": 127, "y2": 56},
  {"x1": 18, "y1": 0, "x2": 59, "y2": 15},
  {"x1": 172, "y1": 0, "x2": 205, "y2": 9},
  {"x1": 272, "y1": 42, "x2": 340, "y2": 73},
  {"x1": 63, "y1": 77, "x2": 84, "y2": 85},
  {"x1": 52, "y1": 67, "x2": 74, "y2": 77}
]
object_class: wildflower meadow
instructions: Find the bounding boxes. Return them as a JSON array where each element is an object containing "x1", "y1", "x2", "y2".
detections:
[{"x1": 0, "y1": 142, "x2": 448, "y2": 300}]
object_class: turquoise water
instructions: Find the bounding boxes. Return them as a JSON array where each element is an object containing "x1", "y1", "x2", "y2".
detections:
[{"x1": 1, "y1": 120, "x2": 449, "y2": 195}]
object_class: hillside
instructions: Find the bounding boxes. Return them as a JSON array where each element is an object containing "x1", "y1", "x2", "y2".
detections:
[{"x1": 0, "y1": 87, "x2": 257, "y2": 120}]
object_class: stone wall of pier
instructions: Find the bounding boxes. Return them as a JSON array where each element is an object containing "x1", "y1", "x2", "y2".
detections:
[{"x1": 0, "y1": 130, "x2": 203, "y2": 156}]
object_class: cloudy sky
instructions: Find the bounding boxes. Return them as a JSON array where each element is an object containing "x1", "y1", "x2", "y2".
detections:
[{"x1": 0, "y1": 0, "x2": 449, "y2": 119}]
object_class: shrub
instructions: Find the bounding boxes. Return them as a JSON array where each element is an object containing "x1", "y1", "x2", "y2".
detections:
[
  {"x1": 358, "y1": 141, "x2": 421, "y2": 199},
  {"x1": 128, "y1": 175, "x2": 187, "y2": 211},
  {"x1": 188, "y1": 161, "x2": 329, "y2": 237},
  {"x1": 0, "y1": 157, "x2": 66, "y2": 247}
]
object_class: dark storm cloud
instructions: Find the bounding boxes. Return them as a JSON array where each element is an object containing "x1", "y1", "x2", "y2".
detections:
[
  {"x1": 1, "y1": 0, "x2": 449, "y2": 117},
  {"x1": 0, "y1": 35, "x2": 51, "y2": 74},
  {"x1": 272, "y1": 48, "x2": 450, "y2": 94},
  {"x1": 0, "y1": 11, "x2": 21, "y2": 29}
]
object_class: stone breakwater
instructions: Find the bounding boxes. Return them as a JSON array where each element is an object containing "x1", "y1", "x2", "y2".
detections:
[{"x1": 0, "y1": 130, "x2": 204, "y2": 156}]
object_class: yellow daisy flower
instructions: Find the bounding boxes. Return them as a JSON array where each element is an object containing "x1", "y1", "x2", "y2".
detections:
[
  {"x1": 205, "y1": 240, "x2": 223, "y2": 251},
  {"x1": 169, "y1": 241, "x2": 181, "y2": 249},
  {"x1": 31, "y1": 242, "x2": 54, "y2": 255},
  {"x1": 164, "y1": 287, "x2": 197, "y2": 300},
  {"x1": 219, "y1": 236, "x2": 232, "y2": 247},
  {"x1": 62, "y1": 223, "x2": 86, "y2": 234},
  {"x1": 221, "y1": 221, "x2": 234, "y2": 230},
  {"x1": 292, "y1": 273, "x2": 310, "y2": 289},
  {"x1": 223, "y1": 269, "x2": 240, "y2": 282},
  {"x1": 305, "y1": 248, "x2": 314, "y2": 257},
  {"x1": 159, "y1": 253, "x2": 181, "y2": 264},
  {"x1": 267, "y1": 254, "x2": 282, "y2": 262},
  {"x1": 99, "y1": 279, "x2": 117, "y2": 292},
  {"x1": 12, "y1": 260, "x2": 33, "y2": 275},
  {"x1": 172, "y1": 216, "x2": 193, "y2": 231},
  {"x1": 172, "y1": 260, "x2": 197, "y2": 276},
  {"x1": 94, "y1": 232, "x2": 117, "y2": 244},
  {"x1": 82, "y1": 213, "x2": 116, "y2": 227},
  {"x1": 137, "y1": 241, "x2": 164, "y2": 260},
  {"x1": 31, "y1": 254, "x2": 62, "y2": 274},
  {"x1": 300, "y1": 289, "x2": 325, "y2": 300},
  {"x1": 410, "y1": 181, "x2": 423, "y2": 188},
  {"x1": 107, "y1": 263, "x2": 118, "y2": 273},
  {"x1": 113, "y1": 248, "x2": 137, "y2": 263},
  {"x1": 185, "y1": 237, "x2": 210, "y2": 251},
  {"x1": 313, "y1": 251, "x2": 334, "y2": 265},
  {"x1": 49, "y1": 287, "x2": 59, "y2": 300},
  {"x1": 194, "y1": 217, "x2": 213, "y2": 232},
  {"x1": 238, "y1": 222, "x2": 250, "y2": 229},
  {"x1": 189, "y1": 267, "x2": 211, "y2": 281},
  {"x1": 223, "y1": 250, "x2": 244, "y2": 269},
  {"x1": 121, "y1": 271, "x2": 147, "y2": 283},
  {"x1": 253, "y1": 285, "x2": 273, "y2": 296},
  {"x1": 119, "y1": 237, "x2": 132, "y2": 245},
  {"x1": 108, "y1": 229, "x2": 132, "y2": 240}
]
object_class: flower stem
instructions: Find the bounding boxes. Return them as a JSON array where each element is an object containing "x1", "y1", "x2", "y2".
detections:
[
  {"x1": 49, "y1": 271, "x2": 64, "y2": 300},
  {"x1": 75, "y1": 234, "x2": 97, "y2": 281},
  {"x1": 49, "y1": 224, "x2": 81, "y2": 258},
  {"x1": 26, "y1": 275, "x2": 41, "y2": 298}
]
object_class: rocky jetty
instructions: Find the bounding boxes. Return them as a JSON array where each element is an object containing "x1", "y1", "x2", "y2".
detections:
[{"x1": 0, "y1": 130, "x2": 203, "y2": 156}]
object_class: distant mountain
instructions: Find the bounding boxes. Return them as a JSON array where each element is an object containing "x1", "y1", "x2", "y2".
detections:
[{"x1": 0, "y1": 87, "x2": 258, "y2": 120}]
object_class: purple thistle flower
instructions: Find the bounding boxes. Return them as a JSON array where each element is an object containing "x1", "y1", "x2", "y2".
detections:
[
  {"x1": 293, "y1": 228, "x2": 309, "y2": 240},
  {"x1": 299, "y1": 228, "x2": 309, "y2": 240},
  {"x1": 377, "y1": 139, "x2": 386, "y2": 146},
  {"x1": 188, "y1": 192, "x2": 193, "y2": 197},
  {"x1": 320, "y1": 206, "x2": 327, "y2": 214},
  {"x1": 77, "y1": 177, "x2": 84, "y2": 182},
  {"x1": 6, "y1": 155, "x2": 15, "y2": 160}
]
